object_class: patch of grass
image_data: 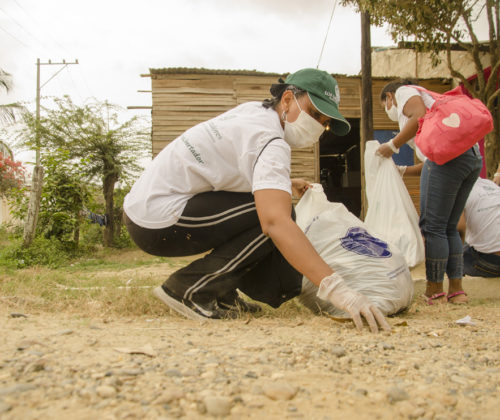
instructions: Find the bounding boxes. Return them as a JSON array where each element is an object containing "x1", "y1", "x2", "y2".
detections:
[
  {"x1": 2, "y1": 241, "x2": 498, "y2": 321},
  {"x1": 0, "y1": 243, "x2": 317, "y2": 319}
]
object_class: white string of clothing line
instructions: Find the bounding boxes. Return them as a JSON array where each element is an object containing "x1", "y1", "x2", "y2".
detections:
[
  {"x1": 317, "y1": 0, "x2": 338, "y2": 69},
  {"x1": 55, "y1": 283, "x2": 154, "y2": 290}
]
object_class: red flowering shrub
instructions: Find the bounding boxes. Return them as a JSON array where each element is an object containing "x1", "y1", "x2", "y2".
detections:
[{"x1": 0, "y1": 152, "x2": 25, "y2": 197}]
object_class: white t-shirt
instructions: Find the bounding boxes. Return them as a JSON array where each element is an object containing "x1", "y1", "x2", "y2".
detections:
[
  {"x1": 124, "y1": 102, "x2": 292, "y2": 229},
  {"x1": 464, "y1": 178, "x2": 500, "y2": 253},
  {"x1": 395, "y1": 86, "x2": 436, "y2": 162}
]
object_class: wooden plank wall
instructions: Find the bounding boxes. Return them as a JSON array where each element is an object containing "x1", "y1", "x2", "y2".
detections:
[
  {"x1": 150, "y1": 72, "x2": 318, "y2": 181},
  {"x1": 151, "y1": 75, "x2": 237, "y2": 155},
  {"x1": 337, "y1": 76, "x2": 362, "y2": 119}
]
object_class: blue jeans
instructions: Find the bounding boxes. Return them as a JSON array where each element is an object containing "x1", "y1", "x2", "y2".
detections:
[
  {"x1": 463, "y1": 244, "x2": 500, "y2": 278},
  {"x1": 419, "y1": 146, "x2": 482, "y2": 283}
]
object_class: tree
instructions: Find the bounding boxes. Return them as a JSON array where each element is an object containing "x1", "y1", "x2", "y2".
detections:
[
  {"x1": 16, "y1": 96, "x2": 151, "y2": 247},
  {"x1": 0, "y1": 68, "x2": 23, "y2": 125},
  {"x1": 342, "y1": 0, "x2": 500, "y2": 176},
  {"x1": 37, "y1": 150, "x2": 90, "y2": 244}
]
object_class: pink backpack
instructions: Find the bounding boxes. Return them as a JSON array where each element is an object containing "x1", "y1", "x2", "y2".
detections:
[{"x1": 412, "y1": 86, "x2": 493, "y2": 165}]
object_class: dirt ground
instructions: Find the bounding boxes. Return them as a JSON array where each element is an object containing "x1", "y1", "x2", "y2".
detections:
[{"x1": 1, "y1": 264, "x2": 499, "y2": 420}]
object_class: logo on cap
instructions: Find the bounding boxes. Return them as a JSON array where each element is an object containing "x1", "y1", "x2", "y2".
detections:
[{"x1": 324, "y1": 86, "x2": 340, "y2": 105}]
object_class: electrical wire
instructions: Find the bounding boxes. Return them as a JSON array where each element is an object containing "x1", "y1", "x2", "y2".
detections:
[
  {"x1": 0, "y1": 23, "x2": 31, "y2": 49},
  {"x1": 317, "y1": 0, "x2": 338, "y2": 69},
  {"x1": 8, "y1": 0, "x2": 94, "y2": 101},
  {"x1": 10, "y1": 0, "x2": 70, "y2": 56},
  {"x1": 0, "y1": 4, "x2": 51, "y2": 53}
]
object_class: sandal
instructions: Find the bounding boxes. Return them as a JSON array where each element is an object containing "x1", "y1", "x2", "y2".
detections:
[
  {"x1": 447, "y1": 291, "x2": 468, "y2": 304},
  {"x1": 423, "y1": 292, "x2": 447, "y2": 305}
]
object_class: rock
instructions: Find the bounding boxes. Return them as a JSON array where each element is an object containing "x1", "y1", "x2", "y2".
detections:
[
  {"x1": 440, "y1": 395, "x2": 458, "y2": 407},
  {"x1": 23, "y1": 358, "x2": 48, "y2": 373},
  {"x1": 387, "y1": 386, "x2": 410, "y2": 403},
  {"x1": 411, "y1": 407, "x2": 426, "y2": 419},
  {"x1": 398, "y1": 401, "x2": 416, "y2": 417},
  {"x1": 16, "y1": 340, "x2": 45, "y2": 351},
  {"x1": 117, "y1": 368, "x2": 143, "y2": 376},
  {"x1": 203, "y1": 396, "x2": 233, "y2": 417},
  {"x1": 96, "y1": 385, "x2": 117, "y2": 398},
  {"x1": 331, "y1": 346, "x2": 347, "y2": 358},
  {"x1": 450, "y1": 375, "x2": 468, "y2": 386},
  {"x1": 381, "y1": 342, "x2": 395, "y2": 350},
  {"x1": 57, "y1": 329, "x2": 74, "y2": 336},
  {"x1": 78, "y1": 387, "x2": 94, "y2": 399},
  {"x1": 196, "y1": 400, "x2": 207, "y2": 414},
  {"x1": 0, "y1": 402, "x2": 12, "y2": 414},
  {"x1": 10, "y1": 313, "x2": 28, "y2": 318},
  {"x1": 262, "y1": 382, "x2": 298, "y2": 401},
  {"x1": 165, "y1": 369, "x2": 182, "y2": 377},
  {"x1": 0, "y1": 383, "x2": 37, "y2": 396},
  {"x1": 156, "y1": 389, "x2": 185, "y2": 404},
  {"x1": 251, "y1": 385, "x2": 264, "y2": 395},
  {"x1": 245, "y1": 371, "x2": 258, "y2": 379}
]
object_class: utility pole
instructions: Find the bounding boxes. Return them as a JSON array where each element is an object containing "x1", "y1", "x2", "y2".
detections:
[
  {"x1": 359, "y1": 10, "x2": 373, "y2": 219},
  {"x1": 23, "y1": 58, "x2": 79, "y2": 247}
]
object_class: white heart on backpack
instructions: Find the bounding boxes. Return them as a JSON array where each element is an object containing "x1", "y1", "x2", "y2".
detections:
[{"x1": 442, "y1": 113, "x2": 460, "y2": 128}]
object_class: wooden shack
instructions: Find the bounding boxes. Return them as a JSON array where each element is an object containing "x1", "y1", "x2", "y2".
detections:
[{"x1": 144, "y1": 67, "x2": 451, "y2": 217}]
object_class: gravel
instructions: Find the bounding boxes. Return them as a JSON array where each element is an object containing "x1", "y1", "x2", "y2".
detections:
[{"x1": 1, "y1": 299, "x2": 499, "y2": 419}]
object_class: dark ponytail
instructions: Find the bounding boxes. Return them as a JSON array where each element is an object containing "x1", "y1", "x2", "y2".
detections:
[
  {"x1": 380, "y1": 78, "x2": 419, "y2": 101},
  {"x1": 262, "y1": 79, "x2": 307, "y2": 109}
]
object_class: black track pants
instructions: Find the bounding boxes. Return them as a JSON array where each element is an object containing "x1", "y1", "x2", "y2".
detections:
[{"x1": 124, "y1": 191, "x2": 302, "y2": 308}]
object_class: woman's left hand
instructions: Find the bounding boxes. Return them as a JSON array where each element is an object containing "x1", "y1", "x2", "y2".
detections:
[
  {"x1": 376, "y1": 143, "x2": 394, "y2": 158},
  {"x1": 291, "y1": 178, "x2": 311, "y2": 198}
]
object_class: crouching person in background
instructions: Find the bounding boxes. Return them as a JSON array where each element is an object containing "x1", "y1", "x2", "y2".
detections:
[{"x1": 458, "y1": 177, "x2": 500, "y2": 278}]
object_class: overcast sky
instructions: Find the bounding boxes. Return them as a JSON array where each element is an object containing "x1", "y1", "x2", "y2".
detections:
[{"x1": 1, "y1": 0, "x2": 399, "y2": 117}]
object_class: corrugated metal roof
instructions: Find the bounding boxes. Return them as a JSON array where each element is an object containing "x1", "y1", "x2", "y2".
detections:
[
  {"x1": 149, "y1": 67, "x2": 284, "y2": 77},
  {"x1": 145, "y1": 67, "x2": 450, "y2": 82}
]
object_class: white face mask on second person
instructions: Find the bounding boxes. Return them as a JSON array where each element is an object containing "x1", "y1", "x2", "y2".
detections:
[
  {"x1": 284, "y1": 96, "x2": 325, "y2": 148},
  {"x1": 385, "y1": 98, "x2": 399, "y2": 122}
]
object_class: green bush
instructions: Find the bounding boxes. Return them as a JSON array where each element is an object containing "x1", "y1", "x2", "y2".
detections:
[
  {"x1": 0, "y1": 236, "x2": 77, "y2": 268},
  {"x1": 80, "y1": 222, "x2": 104, "y2": 248},
  {"x1": 113, "y1": 224, "x2": 134, "y2": 249}
]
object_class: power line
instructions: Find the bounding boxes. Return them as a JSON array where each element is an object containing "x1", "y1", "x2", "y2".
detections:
[
  {"x1": 0, "y1": 23, "x2": 31, "y2": 49},
  {"x1": 65, "y1": 70, "x2": 84, "y2": 102},
  {"x1": 6, "y1": 0, "x2": 95, "y2": 101},
  {"x1": 76, "y1": 66, "x2": 96, "y2": 99},
  {"x1": 9, "y1": 0, "x2": 71, "y2": 56},
  {"x1": 317, "y1": 0, "x2": 338, "y2": 69},
  {"x1": 0, "y1": 4, "x2": 51, "y2": 52}
]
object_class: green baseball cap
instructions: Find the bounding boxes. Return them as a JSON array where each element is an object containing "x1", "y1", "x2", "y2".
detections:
[{"x1": 284, "y1": 68, "x2": 351, "y2": 136}]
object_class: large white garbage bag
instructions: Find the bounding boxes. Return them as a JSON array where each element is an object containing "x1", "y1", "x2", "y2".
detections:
[
  {"x1": 364, "y1": 140, "x2": 424, "y2": 268},
  {"x1": 296, "y1": 184, "x2": 414, "y2": 317}
]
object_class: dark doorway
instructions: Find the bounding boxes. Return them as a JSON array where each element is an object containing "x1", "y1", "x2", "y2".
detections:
[{"x1": 319, "y1": 118, "x2": 361, "y2": 217}]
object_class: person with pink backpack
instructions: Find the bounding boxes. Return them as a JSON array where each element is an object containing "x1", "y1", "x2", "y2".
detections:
[{"x1": 377, "y1": 79, "x2": 488, "y2": 305}]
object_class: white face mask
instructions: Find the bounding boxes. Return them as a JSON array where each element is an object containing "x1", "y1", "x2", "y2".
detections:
[
  {"x1": 385, "y1": 98, "x2": 399, "y2": 122},
  {"x1": 284, "y1": 96, "x2": 325, "y2": 148}
]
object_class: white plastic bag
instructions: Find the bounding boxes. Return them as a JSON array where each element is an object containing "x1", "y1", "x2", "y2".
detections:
[
  {"x1": 296, "y1": 184, "x2": 414, "y2": 317},
  {"x1": 364, "y1": 140, "x2": 424, "y2": 267}
]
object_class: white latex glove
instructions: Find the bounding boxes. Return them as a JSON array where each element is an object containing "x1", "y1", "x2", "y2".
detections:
[{"x1": 317, "y1": 273, "x2": 391, "y2": 333}]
